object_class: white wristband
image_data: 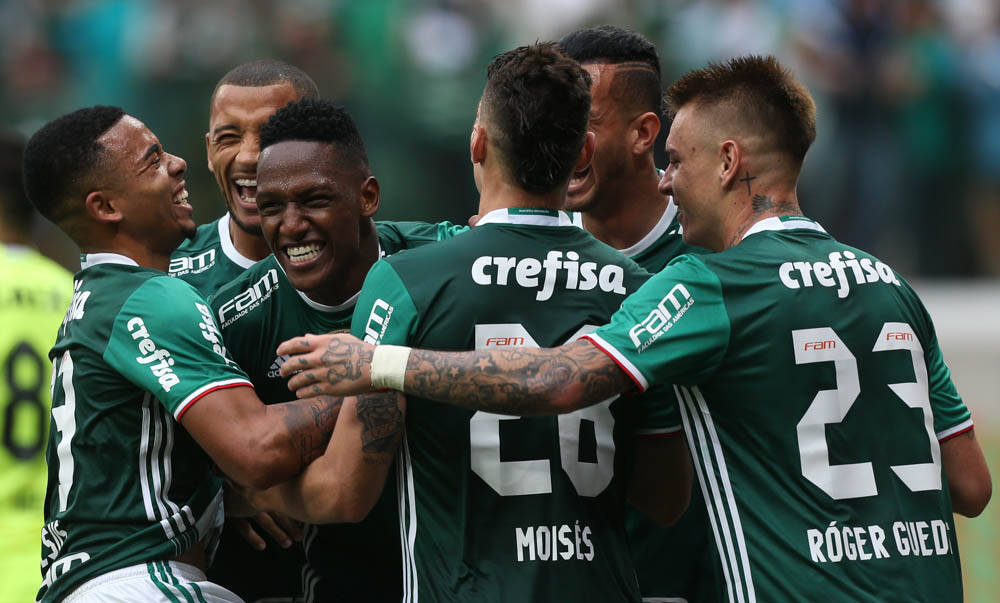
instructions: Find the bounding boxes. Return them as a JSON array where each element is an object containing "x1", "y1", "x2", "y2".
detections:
[{"x1": 370, "y1": 345, "x2": 412, "y2": 391}]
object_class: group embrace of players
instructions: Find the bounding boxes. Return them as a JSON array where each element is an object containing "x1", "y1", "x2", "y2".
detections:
[{"x1": 15, "y1": 23, "x2": 992, "y2": 603}]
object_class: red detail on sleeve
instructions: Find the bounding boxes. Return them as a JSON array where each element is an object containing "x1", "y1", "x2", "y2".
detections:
[
  {"x1": 176, "y1": 382, "x2": 254, "y2": 421},
  {"x1": 581, "y1": 334, "x2": 646, "y2": 392},
  {"x1": 938, "y1": 424, "x2": 973, "y2": 443}
]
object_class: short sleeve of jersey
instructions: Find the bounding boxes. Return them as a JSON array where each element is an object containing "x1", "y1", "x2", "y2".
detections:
[
  {"x1": 350, "y1": 259, "x2": 420, "y2": 346},
  {"x1": 920, "y1": 311, "x2": 972, "y2": 440},
  {"x1": 104, "y1": 276, "x2": 251, "y2": 420},
  {"x1": 584, "y1": 255, "x2": 730, "y2": 391}
]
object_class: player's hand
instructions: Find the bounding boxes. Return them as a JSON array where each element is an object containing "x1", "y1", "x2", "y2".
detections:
[
  {"x1": 468, "y1": 214, "x2": 480, "y2": 227},
  {"x1": 277, "y1": 333, "x2": 375, "y2": 397},
  {"x1": 233, "y1": 512, "x2": 303, "y2": 551}
]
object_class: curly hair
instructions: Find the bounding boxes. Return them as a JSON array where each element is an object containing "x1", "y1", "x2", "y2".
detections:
[
  {"x1": 22, "y1": 105, "x2": 124, "y2": 224},
  {"x1": 667, "y1": 55, "x2": 817, "y2": 163},
  {"x1": 260, "y1": 98, "x2": 369, "y2": 172},
  {"x1": 559, "y1": 25, "x2": 664, "y2": 117},
  {"x1": 481, "y1": 43, "x2": 591, "y2": 194}
]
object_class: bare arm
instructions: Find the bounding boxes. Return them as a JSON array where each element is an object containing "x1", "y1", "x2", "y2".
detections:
[
  {"x1": 941, "y1": 429, "x2": 992, "y2": 517},
  {"x1": 249, "y1": 391, "x2": 405, "y2": 524},
  {"x1": 628, "y1": 434, "x2": 693, "y2": 527},
  {"x1": 278, "y1": 333, "x2": 634, "y2": 416},
  {"x1": 180, "y1": 385, "x2": 343, "y2": 490}
]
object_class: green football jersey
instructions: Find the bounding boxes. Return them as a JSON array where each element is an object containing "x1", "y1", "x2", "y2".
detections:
[
  {"x1": 0, "y1": 245, "x2": 73, "y2": 603},
  {"x1": 209, "y1": 220, "x2": 465, "y2": 601},
  {"x1": 587, "y1": 216, "x2": 972, "y2": 602},
  {"x1": 352, "y1": 208, "x2": 680, "y2": 603},
  {"x1": 38, "y1": 253, "x2": 252, "y2": 602},
  {"x1": 170, "y1": 214, "x2": 259, "y2": 296},
  {"x1": 570, "y1": 199, "x2": 720, "y2": 602}
]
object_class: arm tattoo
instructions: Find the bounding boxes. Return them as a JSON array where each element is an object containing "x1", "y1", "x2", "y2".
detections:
[
  {"x1": 276, "y1": 395, "x2": 344, "y2": 470},
  {"x1": 404, "y1": 340, "x2": 631, "y2": 415},
  {"x1": 356, "y1": 392, "x2": 404, "y2": 463}
]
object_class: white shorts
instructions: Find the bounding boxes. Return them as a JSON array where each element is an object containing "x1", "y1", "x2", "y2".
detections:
[{"x1": 63, "y1": 560, "x2": 243, "y2": 602}]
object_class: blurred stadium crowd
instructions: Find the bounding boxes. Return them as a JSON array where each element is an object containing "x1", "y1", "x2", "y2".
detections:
[{"x1": 2, "y1": 0, "x2": 999, "y2": 276}]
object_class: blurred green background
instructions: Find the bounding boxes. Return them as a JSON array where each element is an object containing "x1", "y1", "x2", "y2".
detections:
[{"x1": 1, "y1": 0, "x2": 997, "y2": 600}]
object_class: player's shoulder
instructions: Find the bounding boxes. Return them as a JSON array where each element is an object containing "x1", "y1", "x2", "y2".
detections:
[{"x1": 376, "y1": 219, "x2": 469, "y2": 254}]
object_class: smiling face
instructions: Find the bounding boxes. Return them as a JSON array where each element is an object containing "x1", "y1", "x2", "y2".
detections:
[
  {"x1": 206, "y1": 83, "x2": 301, "y2": 235},
  {"x1": 659, "y1": 104, "x2": 724, "y2": 251},
  {"x1": 98, "y1": 115, "x2": 194, "y2": 254},
  {"x1": 565, "y1": 63, "x2": 635, "y2": 213},
  {"x1": 256, "y1": 140, "x2": 380, "y2": 303}
]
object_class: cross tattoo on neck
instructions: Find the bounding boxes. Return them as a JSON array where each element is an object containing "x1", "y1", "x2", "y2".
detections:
[{"x1": 739, "y1": 170, "x2": 756, "y2": 195}]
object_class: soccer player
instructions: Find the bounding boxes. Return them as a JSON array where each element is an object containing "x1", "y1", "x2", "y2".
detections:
[
  {"x1": 560, "y1": 25, "x2": 717, "y2": 602},
  {"x1": 21, "y1": 106, "x2": 376, "y2": 602},
  {"x1": 258, "y1": 43, "x2": 692, "y2": 602},
  {"x1": 170, "y1": 60, "x2": 319, "y2": 601},
  {"x1": 210, "y1": 98, "x2": 465, "y2": 602},
  {"x1": 0, "y1": 132, "x2": 73, "y2": 603},
  {"x1": 279, "y1": 55, "x2": 993, "y2": 601},
  {"x1": 170, "y1": 60, "x2": 318, "y2": 296}
]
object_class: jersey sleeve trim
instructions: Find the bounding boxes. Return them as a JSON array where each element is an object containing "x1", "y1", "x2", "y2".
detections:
[
  {"x1": 937, "y1": 419, "x2": 974, "y2": 442},
  {"x1": 636, "y1": 425, "x2": 683, "y2": 437},
  {"x1": 174, "y1": 379, "x2": 254, "y2": 421},
  {"x1": 582, "y1": 333, "x2": 649, "y2": 391}
]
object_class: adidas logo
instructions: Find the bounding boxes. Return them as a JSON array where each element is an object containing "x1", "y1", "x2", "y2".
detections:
[{"x1": 267, "y1": 354, "x2": 290, "y2": 379}]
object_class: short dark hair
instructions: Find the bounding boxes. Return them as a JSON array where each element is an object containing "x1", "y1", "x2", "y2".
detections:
[
  {"x1": 22, "y1": 105, "x2": 125, "y2": 224},
  {"x1": 482, "y1": 43, "x2": 591, "y2": 193},
  {"x1": 559, "y1": 25, "x2": 664, "y2": 117},
  {"x1": 0, "y1": 131, "x2": 33, "y2": 231},
  {"x1": 260, "y1": 99, "x2": 370, "y2": 172},
  {"x1": 212, "y1": 59, "x2": 319, "y2": 104},
  {"x1": 667, "y1": 55, "x2": 817, "y2": 163}
]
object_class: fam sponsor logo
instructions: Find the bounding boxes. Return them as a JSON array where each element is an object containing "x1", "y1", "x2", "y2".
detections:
[
  {"x1": 471, "y1": 250, "x2": 627, "y2": 301},
  {"x1": 779, "y1": 251, "x2": 900, "y2": 299},
  {"x1": 169, "y1": 249, "x2": 216, "y2": 277},
  {"x1": 217, "y1": 269, "x2": 279, "y2": 327},
  {"x1": 628, "y1": 284, "x2": 694, "y2": 352},
  {"x1": 127, "y1": 316, "x2": 180, "y2": 392},
  {"x1": 362, "y1": 299, "x2": 393, "y2": 345}
]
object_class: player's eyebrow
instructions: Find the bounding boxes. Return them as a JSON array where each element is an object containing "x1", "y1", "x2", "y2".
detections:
[{"x1": 211, "y1": 124, "x2": 240, "y2": 135}]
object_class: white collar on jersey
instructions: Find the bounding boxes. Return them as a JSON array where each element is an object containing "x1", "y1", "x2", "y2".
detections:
[
  {"x1": 740, "y1": 215, "x2": 827, "y2": 242},
  {"x1": 80, "y1": 252, "x2": 140, "y2": 269},
  {"x1": 277, "y1": 241, "x2": 383, "y2": 314},
  {"x1": 218, "y1": 213, "x2": 258, "y2": 269},
  {"x1": 476, "y1": 207, "x2": 575, "y2": 227},
  {"x1": 616, "y1": 198, "x2": 678, "y2": 258}
]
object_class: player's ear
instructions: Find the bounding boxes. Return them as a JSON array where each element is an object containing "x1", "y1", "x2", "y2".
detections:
[
  {"x1": 470, "y1": 123, "x2": 487, "y2": 165},
  {"x1": 630, "y1": 112, "x2": 660, "y2": 155},
  {"x1": 84, "y1": 189, "x2": 124, "y2": 225},
  {"x1": 719, "y1": 140, "x2": 741, "y2": 189},
  {"x1": 359, "y1": 176, "x2": 380, "y2": 218},
  {"x1": 204, "y1": 131, "x2": 213, "y2": 174},
  {"x1": 573, "y1": 131, "x2": 596, "y2": 175}
]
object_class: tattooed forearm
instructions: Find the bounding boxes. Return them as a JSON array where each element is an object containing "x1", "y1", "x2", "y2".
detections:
[
  {"x1": 404, "y1": 339, "x2": 631, "y2": 415},
  {"x1": 356, "y1": 391, "x2": 404, "y2": 463},
  {"x1": 274, "y1": 395, "x2": 344, "y2": 471}
]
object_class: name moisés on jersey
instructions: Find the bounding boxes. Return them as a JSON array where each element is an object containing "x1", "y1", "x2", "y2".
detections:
[
  {"x1": 127, "y1": 316, "x2": 180, "y2": 391},
  {"x1": 806, "y1": 518, "x2": 954, "y2": 565},
  {"x1": 515, "y1": 521, "x2": 595, "y2": 562},
  {"x1": 779, "y1": 251, "x2": 900, "y2": 299},
  {"x1": 471, "y1": 251, "x2": 627, "y2": 301}
]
